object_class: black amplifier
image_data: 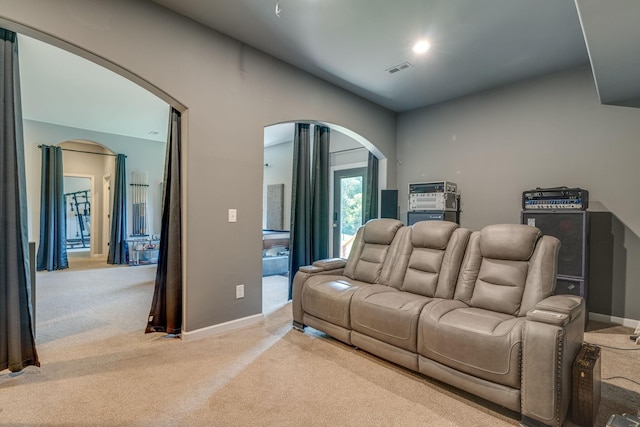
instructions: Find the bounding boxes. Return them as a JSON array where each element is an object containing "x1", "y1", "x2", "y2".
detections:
[{"x1": 522, "y1": 187, "x2": 589, "y2": 210}]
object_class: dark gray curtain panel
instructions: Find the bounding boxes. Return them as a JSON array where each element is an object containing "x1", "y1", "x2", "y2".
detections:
[
  {"x1": 146, "y1": 108, "x2": 182, "y2": 334},
  {"x1": 311, "y1": 125, "x2": 330, "y2": 261},
  {"x1": 0, "y1": 28, "x2": 40, "y2": 372},
  {"x1": 36, "y1": 145, "x2": 68, "y2": 271},
  {"x1": 107, "y1": 154, "x2": 128, "y2": 264},
  {"x1": 288, "y1": 123, "x2": 311, "y2": 299},
  {"x1": 364, "y1": 151, "x2": 379, "y2": 222}
]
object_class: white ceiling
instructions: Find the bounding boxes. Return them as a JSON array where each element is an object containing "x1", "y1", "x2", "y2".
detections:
[
  {"x1": 150, "y1": 0, "x2": 590, "y2": 112},
  {"x1": 18, "y1": 34, "x2": 170, "y2": 143},
  {"x1": 15, "y1": 1, "x2": 638, "y2": 148},
  {"x1": 264, "y1": 123, "x2": 296, "y2": 148}
]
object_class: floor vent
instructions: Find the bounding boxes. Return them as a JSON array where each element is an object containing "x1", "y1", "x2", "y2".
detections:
[{"x1": 386, "y1": 62, "x2": 413, "y2": 74}]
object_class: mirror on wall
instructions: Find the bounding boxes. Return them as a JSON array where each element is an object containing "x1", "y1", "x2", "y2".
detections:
[{"x1": 64, "y1": 176, "x2": 91, "y2": 251}]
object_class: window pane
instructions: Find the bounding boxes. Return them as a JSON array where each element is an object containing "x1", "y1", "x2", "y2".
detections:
[{"x1": 340, "y1": 176, "x2": 363, "y2": 258}]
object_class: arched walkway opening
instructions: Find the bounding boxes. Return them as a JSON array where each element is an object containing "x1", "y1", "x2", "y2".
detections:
[
  {"x1": 261, "y1": 121, "x2": 387, "y2": 314},
  {"x1": 14, "y1": 33, "x2": 176, "y2": 343}
]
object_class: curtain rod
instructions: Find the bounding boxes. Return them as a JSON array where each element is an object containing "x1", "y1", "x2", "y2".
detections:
[
  {"x1": 331, "y1": 146, "x2": 367, "y2": 155},
  {"x1": 37, "y1": 145, "x2": 125, "y2": 158}
]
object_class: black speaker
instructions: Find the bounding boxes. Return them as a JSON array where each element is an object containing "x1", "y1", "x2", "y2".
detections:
[
  {"x1": 521, "y1": 211, "x2": 589, "y2": 278},
  {"x1": 521, "y1": 210, "x2": 589, "y2": 304},
  {"x1": 556, "y1": 277, "x2": 585, "y2": 297},
  {"x1": 380, "y1": 190, "x2": 398, "y2": 219}
]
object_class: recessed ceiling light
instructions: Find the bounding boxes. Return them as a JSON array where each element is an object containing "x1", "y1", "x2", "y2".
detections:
[{"x1": 413, "y1": 40, "x2": 431, "y2": 54}]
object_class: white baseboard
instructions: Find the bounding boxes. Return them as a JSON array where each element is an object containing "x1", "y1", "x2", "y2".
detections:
[
  {"x1": 182, "y1": 313, "x2": 264, "y2": 341},
  {"x1": 590, "y1": 312, "x2": 639, "y2": 329}
]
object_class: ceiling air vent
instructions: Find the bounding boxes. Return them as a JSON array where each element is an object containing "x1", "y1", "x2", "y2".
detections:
[{"x1": 386, "y1": 62, "x2": 413, "y2": 74}]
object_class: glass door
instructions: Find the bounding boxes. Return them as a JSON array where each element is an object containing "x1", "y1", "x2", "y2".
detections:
[{"x1": 333, "y1": 167, "x2": 367, "y2": 258}]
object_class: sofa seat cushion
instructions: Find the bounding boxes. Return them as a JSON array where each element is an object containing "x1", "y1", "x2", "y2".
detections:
[
  {"x1": 301, "y1": 275, "x2": 369, "y2": 329},
  {"x1": 351, "y1": 285, "x2": 434, "y2": 352},
  {"x1": 418, "y1": 299, "x2": 524, "y2": 389}
]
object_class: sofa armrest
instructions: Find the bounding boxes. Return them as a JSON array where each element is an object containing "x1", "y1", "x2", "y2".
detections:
[
  {"x1": 535, "y1": 295, "x2": 583, "y2": 319},
  {"x1": 521, "y1": 295, "x2": 585, "y2": 426},
  {"x1": 298, "y1": 258, "x2": 346, "y2": 274},
  {"x1": 292, "y1": 259, "x2": 347, "y2": 328},
  {"x1": 526, "y1": 295, "x2": 583, "y2": 327},
  {"x1": 526, "y1": 309, "x2": 570, "y2": 327},
  {"x1": 300, "y1": 258, "x2": 347, "y2": 273}
]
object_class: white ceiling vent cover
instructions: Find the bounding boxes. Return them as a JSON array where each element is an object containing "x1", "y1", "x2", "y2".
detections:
[{"x1": 386, "y1": 62, "x2": 413, "y2": 74}]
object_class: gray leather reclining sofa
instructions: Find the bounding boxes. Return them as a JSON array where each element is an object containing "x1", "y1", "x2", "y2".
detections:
[{"x1": 292, "y1": 219, "x2": 585, "y2": 427}]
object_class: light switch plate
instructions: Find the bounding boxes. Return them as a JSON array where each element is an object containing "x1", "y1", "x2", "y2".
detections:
[{"x1": 228, "y1": 208, "x2": 237, "y2": 223}]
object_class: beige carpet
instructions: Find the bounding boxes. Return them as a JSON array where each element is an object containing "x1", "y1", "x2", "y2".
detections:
[
  {"x1": 262, "y1": 274, "x2": 290, "y2": 315},
  {"x1": 581, "y1": 321, "x2": 640, "y2": 424},
  {"x1": 66, "y1": 251, "x2": 121, "y2": 269},
  {"x1": 1, "y1": 261, "x2": 639, "y2": 426}
]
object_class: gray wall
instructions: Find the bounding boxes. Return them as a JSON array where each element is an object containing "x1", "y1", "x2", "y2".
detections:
[
  {"x1": 397, "y1": 66, "x2": 640, "y2": 320},
  {"x1": 0, "y1": 0, "x2": 397, "y2": 332}
]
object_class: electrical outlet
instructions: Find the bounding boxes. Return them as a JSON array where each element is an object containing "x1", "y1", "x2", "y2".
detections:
[{"x1": 236, "y1": 284, "x2": 244, "y2": 299}]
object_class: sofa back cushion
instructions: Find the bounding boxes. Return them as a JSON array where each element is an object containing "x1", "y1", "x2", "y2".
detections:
[
  {"x1": 454, "y1": 224, "x2": 559, "y2": 316},
  {"x1": 388, "y1": 221, "x2": 470, "y2": 298},
  {"x1": 479, "y1": 224, "x2": 540, "y2": 260},
  {"x1": 343, "y1": 218, "x2": 405, "y2": 284}
]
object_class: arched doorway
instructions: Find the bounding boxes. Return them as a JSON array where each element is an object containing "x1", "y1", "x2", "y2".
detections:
[
  {"x1": 16, "y1": 35, "x2": 174, "y2": 342},
  {"x1": 261, "y1": 121, "x2": 386, "y2": 314}
]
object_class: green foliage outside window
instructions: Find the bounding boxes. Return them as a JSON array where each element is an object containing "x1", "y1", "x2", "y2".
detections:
[{"x1": 341, "y1": 177, "x2": 363, "y2": 237}]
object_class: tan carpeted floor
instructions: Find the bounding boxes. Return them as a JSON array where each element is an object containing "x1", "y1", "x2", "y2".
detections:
[{"x1": 1, "y1": 257, "x2": 639, "y2": 426}]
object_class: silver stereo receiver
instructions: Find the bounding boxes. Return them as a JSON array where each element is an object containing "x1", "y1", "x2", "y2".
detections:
[
  {"x1": 409, "y1": 192, "x2": 457, "y2": 211},
  {"x1": 409, "y1": 181, "x2": 457, "y2": 194}
]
